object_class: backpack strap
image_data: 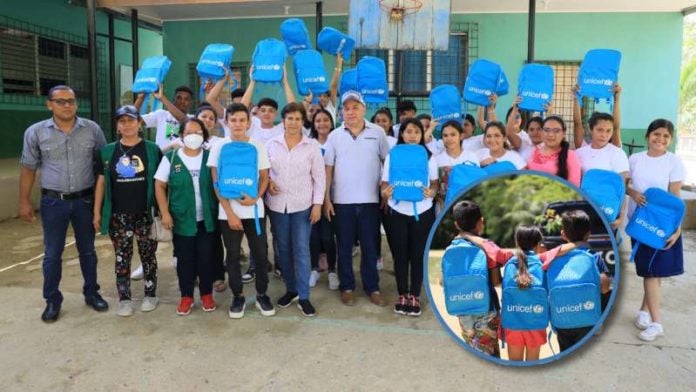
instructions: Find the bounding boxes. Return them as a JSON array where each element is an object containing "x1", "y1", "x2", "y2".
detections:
[{"x1": 253, "y1": 204, "x2": 261, "y2": 236}]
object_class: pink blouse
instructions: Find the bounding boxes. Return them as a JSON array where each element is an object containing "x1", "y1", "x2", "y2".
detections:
[{"x1": 527, "y1": 147, "x2": 581, "y2": 186}]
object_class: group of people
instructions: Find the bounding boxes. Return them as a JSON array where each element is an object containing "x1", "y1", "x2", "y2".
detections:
[{"x1": 20, "y1": 51, "x2": 685, "y2": 350}]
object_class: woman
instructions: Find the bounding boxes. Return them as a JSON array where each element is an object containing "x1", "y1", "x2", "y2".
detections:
[
  {"x1": 476, "y1": 121, "x2": 527, "y2": 170},
  {"x1": 371, "y1": 107, "x2": 398, "y2": 149},
  {"x1": 432, "y1": 120, "x2": 480, "y2": 209},
  {"x1": 527, "y1": 116, "x2": 581, "y2": 186},
  {"x1": 626, "y1": 119, "x2": 686, "y2": 342},
  {"x1": 308, "y1": 109, "x2": 339, "y2": 290},
  {"x1": 154, "y1": 118, "x2": 219, "y2": 315},
  {"x1": 266, "y1": 102, "x2": 326, "y2": 317},
  {"x1": 381, "y1": 119, "x2": 438, "y2": 316},
  {"x1": 93, "y1": 105, "x2": 161, "y2": 317}
]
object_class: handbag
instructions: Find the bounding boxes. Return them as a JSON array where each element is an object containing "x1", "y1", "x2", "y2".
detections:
[{"x1": 150, "y1": 208, "x2": 173, "y2": 242}]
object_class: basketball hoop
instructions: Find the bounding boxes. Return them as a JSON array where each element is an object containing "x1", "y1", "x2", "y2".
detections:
[{"x1": 379, "y1": 0, "x2": 423, "y2": 23}]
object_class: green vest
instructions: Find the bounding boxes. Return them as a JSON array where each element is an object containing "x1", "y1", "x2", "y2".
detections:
[
  {"x1": 167, "y1": 149, "x2": 218, "y2": 236},
  {"x1": 98, "y1": 140, "x2": 160, "y2": 235}
]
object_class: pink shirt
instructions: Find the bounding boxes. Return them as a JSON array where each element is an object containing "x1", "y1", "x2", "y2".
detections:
[
  {"x1": 265, "y1": 134, "x2": 326, "y2": 214},
  {"x1": 527, "y1": 147, "x2": 581, "y2": 186}
]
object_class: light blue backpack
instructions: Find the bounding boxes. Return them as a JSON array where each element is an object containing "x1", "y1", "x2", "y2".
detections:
[
  {"x1": 217, "y1": 142, "x2": 262, "y2": 235},
  {"x1": 518, "y1": 63, "x2": 555, "y2": 113},
  {"x1": 444, "y1": 161, "x2": 486, "y2": 207},
  {"x1": 430, "y1": 84, "x2": 462, "y2": 124},
  {"x1": 577, "y1": 49, "x2": 621, "y2": 107},
  {"x1": 501, "y1": 253, "x2": 549, "y2": 331},
  {"x1": 252, "y1": 39, "x2": 287, "y2": 83},
  {"x1": 482, "y1": 160, "x2": 518, "y2": 176},
  {"x1": 389, "y1": 144, "x2": 429, "y2": 220},
  {"x1": 132, "y1": 55, "x2": 172, "y2": 114},
  {"x1": 339, "y1": 68, "x2": 358, "y2": 97},
  {"x1": 196, "y1": 43, "x2": 235, "y2": 99},
  {"x1": 357, "y1": 56, "x2": 388, "y2": 105},
  {"x1": 317, "y1": 26, "x2": 355, "y2": 58},
  {"x1": 442, "y1": 238, "x2": 490, "y2": 316},
  {"x1": 280, "y1": 18, "x2": 312, "y2": 55},
  {"x1": 293, "y1": 49, "x2": 329, "y2": 96},
  {"x1": 463, "y1": 59, "x2": 503, "y2": 107},
  {"x1": 580, "y1": 169, "x2": 625, "y2": 223}
]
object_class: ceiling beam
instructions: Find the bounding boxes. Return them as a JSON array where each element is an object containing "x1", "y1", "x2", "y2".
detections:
[{"x1": 97, "y1": 0, "x2": 269, "y2": 7}]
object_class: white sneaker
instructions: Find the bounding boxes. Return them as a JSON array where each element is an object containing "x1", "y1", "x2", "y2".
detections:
[
  {"x1": 328, "y1": 272, "x2": 339, "y2": 291},
  {"x1": 376, "y1": 257, "x2": 384, "y2": 271},
  {"x1": 352, "y1": 246, "x2": 359, "y2": 256},
  {"x1": 117, "y1": 300, "x2": 134, "y2": 317},
  {"x1": 141, "y1": 296, "x2": 159, "y2": 312},
  {"x1": 172, "y1": 256, "x2": 178, "y2": 269},
  {"x1": 639, "y1": 322, "x2": 664, "y2": 342},
  {"x1": 309, "y1": 270, "x2": 320, "y2": 288},
  {"x1": 635, "y1": 310, "x2": 651, "y2": 330},
  {"x1": 130, "y1": 264, "x2": 144, "y2": 280}
]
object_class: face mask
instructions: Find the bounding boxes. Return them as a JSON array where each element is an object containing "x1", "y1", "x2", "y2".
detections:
[{"x1": 183, "y1": 134, "x2": 204, "y2": 150}]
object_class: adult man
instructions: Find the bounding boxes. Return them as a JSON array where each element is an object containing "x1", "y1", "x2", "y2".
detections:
[
  {"x1": 19, "y1": 85, "x2": 108, "y2": 322},
  {"x1": 323, "y1": 91, "x2": 391, "y2": 307}
]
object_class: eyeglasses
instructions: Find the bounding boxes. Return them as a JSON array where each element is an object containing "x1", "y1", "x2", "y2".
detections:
[
  {"x1": 50, "y1": 98, "x2": 77, "y2": 106},
  {"x1": 543, "y1": 127, "x2": 563, "y2": 134}
]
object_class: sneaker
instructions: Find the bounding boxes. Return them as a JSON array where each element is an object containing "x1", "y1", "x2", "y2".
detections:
[
  {"x1": 242, "y1": 269, "x2": 255, "y2": 284},
  {"x1": 172, "y1": 256, "x2": 177, "y2": 269},
  {"x1": 130, "y1": 264, "x2": 144, "y2": 280},
  {"x1": 277, "y1": 292, "x2": 299, "y2": 308},
  {"x1": 393, "y1": 295, "x2": 408, "y2": 315},
  {"x1": 328, "y1": 272, "x2": 339, "y2": 291},
  {"x1": 638, "y1": 322, "x2": 664, "y2": 342},
  {"x1": 297, "y1": 299, "x2": 316, "y2": 317},
  {"x1": 376, "y1": 257, "x2": 384, "y2": 271},
  {"x1": 141, "y1": 296, "x2": 159, "y2": 312},
  {"x1": 256, "y1": 294, "x2": 276, "y2": 316},
  {"x1": 309, "y1": 270, "x2": 320, "y2": 288},
  {"x1": 177, "y1": 297, "x2": 194, "y2": 316},
  {"x1": 407, "y1": 295, "x2": 422, "y2": 316},
  {"x1": 117, "y1": 300, "x2": 134, "y2": 317},
  {"x1": 228, "y1": 296, "x2": 246, "y2": 319},
  {"x1": 635, "y1": 310, "x2": 651, "y2": 330},
  {"x1": 201, "y1": 294, "x2": 216, "y2": 312}
]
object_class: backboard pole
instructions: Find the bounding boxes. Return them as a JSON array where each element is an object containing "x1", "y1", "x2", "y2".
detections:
[{"x1": 527, "y1": 0, "x2": 536, "y2": 63}]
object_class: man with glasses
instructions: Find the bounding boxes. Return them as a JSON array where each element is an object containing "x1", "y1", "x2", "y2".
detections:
[{"x1": 19, "y1": 85, "x2": 108, "y2": 322}]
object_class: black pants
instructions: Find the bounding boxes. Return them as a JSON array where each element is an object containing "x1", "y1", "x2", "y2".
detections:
[
  {"x1": 211, "y1": 229, "x2": 226, "y2": 282},
  {"x1": 556, "y1": 326, "x2": 593, "y2": 352},
  {"x1": 384, "y1": 206, "x2": 435, "y2": 297},
  {"x1": 310, "y1": 214, "x2": 336, "y2": 272},
  {"x1": 219, "y1": 217, "x2": 269, "y2": 297},
  {"x1": 172, "y1": 222, "x2": 215, "y2": 298}
]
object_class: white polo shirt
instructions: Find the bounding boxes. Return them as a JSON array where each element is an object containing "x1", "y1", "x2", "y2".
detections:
[
  {"x1": 476, "y1": 148, "x2": 527, "y2": 169},
  {"x1": 576, "y1": 142, "x2": 629, "y2": 174},
  {"x1": 324, "y1": 120, "x2": 390, "y2": 204}
]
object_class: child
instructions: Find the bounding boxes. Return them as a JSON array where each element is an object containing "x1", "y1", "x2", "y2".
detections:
[{"x1": 572, "y1": 83, "x2": 622, "y2": 149}]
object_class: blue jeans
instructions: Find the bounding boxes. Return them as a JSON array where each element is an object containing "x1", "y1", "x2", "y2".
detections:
[
  {"x1": 40, "y1": 195, "x2": 100, "y2": 305},
  {"x1": 269, "y1": 208, "x2": 312, "y2": 300},
  {"x1": 333, "y1": 203, "x2": 380, "y2": 294}
]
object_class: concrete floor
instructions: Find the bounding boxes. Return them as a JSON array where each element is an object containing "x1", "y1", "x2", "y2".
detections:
[{"x1": 0, "y1": 217, "x2": 694, "y2": 391}]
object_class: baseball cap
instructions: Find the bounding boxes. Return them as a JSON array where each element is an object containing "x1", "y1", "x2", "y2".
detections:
[
  {"x1": 115, "y1": 105, "x2": 140, "y2": 119},
  {"x1": 341, "y1": 90, "x2": 365, "y2": 106}
]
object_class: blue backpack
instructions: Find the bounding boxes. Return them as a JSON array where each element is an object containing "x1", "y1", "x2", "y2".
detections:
[
  {"x1": 442, "y1": 238, "x2": 490, "y2": 316},
  {"x1": 518, "y1": 64, "x2": 555, "y2": 113},
  {"x1": 626, "y1": 188, "x2": 685, "y2": 267},
  {"x1": 339, "y1": 68, "x2": 358, "y2": 96},
  {"x1": 501, "y1": 253, "x2": 549, "y2": 331},
  {"x1": 482, "y1": 160, "x2": 517, "y2": 176},
  {"x1": 132, "y1": 55, "x2": 172, "y2": 114},
  {"x1": 546, "y1": 249, "x2": 602, "y2": 330},
  {"x1": 444, "y1": 161, "x2": 486, "y2": 207},
  {"x1": 389, "y1": 144, "x2": 429, "y2": 220},
  {"x1": 317, "y1": 26, "x2": 355, "y2": 59},
  {"x1": 196, "y1": 43, "x2": 235, "y2": 99},
  {"x1": 577, "y1": 49, "x2": 621, "y2": 106},
  {"x1": 580, "y1": 169, "x2": 625, "y2": 223},
  {"x1": 217, "y1": 142, "x2": 262, "y2": 235},
  {"x1": 293, "y1": 49, "x2": 329, "y2": 96},
  {"x1": 463, "y1": 59, "x2": 503, "y2": 107},
  {"x1": 497, "y1": 69, "x2": 509, "y2": 96},
  {"x1": 252, "y1": 39, "x2": 287, "y2": 83},
  {"x1": 357, "y1": 56, "x2": 388, "y2": 105},
  {"x1": 430, "y1": 85, "x2": 462, "y2": 123},
  {"x1": 280, "y1": 18, "x2": 312, "y2": 55}
]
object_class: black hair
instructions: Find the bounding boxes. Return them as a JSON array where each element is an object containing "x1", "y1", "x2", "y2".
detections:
[
  {"x1": 645, "y1": 118, "x2": 674, "y2": 138},
  {"x1": 47, "y1": 85, "x2": 74, "y2": 99},
  {"x1": 525, "y1": 116, "x2": 543, "y2": 130},
  {"x1": 506, "y1": 106, "x2": 527, "y2": 127},
  {"x1": 416, "y1": 113, "x2": 432, "y2": 121},
  {"x1": 484, "y1": 121, "x2": 510, "y2": 150},
  {"x1": 396, "y1": 100, "x2": 417, "y2": 116},
  {"x1": 230, "y1": 88, "x2": 245, "y2": 100},
  {"x1": 257, "y1": 97, "x2": 279, "y2": 110},
  {"x1": 281, "y1": 102, "x2": 307, "y2": 123},
  {"x1": 514, "y1": 225, "x2": 543, "y2": 288},
  {"x1": 195, "y1": 103, "x2": 218, "y2": 120},
  {"x1": 371, "y1": 107, "x2": 395, "y2": 136},
  {"x1": 588, "y1": 112, "x2": 614, "y2": 130},
  {"x1": 561, "y1": 210, "x2": 591, "y2": 242},
  {"x1": 178, "y1": 117, "x2": 210, "y2": 142},
  {"x1": 396, "y1": 118, "x2": 432, "y2": 158},
  {"x1": 174, "y1": 86, "x2": 194, "y2": 97},
  {"x1": 463, "y1": 114, "x2": 476, "y2": 128},
  {"x1": 310, "y1": 108, "x2": 335, "y2": 139},
  {"x1": 453, "y1": 200, "x2": 482, "y2": 233},
  {"x1": 442, "y1": 120, "x2": 464, "y2": 135},
  {"x1": 225, "y1": 103, "x2": 250, "y2": 121},
  {"x1": 542, "y1": 115, "x2": 570, "y2": 180}
]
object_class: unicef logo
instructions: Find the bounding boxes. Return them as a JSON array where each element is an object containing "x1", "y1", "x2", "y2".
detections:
[
  {"x1": 273, "y1": 64, "x2": 281, "y2": 70},
  {"x1": 603, "y1": 79, "x2": 613, "y2": 86},
  {"x1": 603, "y1": 206, "x2": 615, "y2": 215},
  {"x1": 583, "y1": 301, "x2": 595, "y2": 311},
  {"x1": 541, "y1": 93, "x2": 550, "y2": 100},
  {"x1": 244, "y1": 179, "x2": 253, "y2": 186},
  {"x1": 656, "y1": 229, "x2": 666, "y2": 238},
  {"x1": 413, "y1": 180, "x2": 423, "y2": 188},
  {"x1": 473, "y1": 291, "x2": 485, "y2": 300},
  {"x1": 532, "y1": 305, "x2": 544, "y2": 314}
]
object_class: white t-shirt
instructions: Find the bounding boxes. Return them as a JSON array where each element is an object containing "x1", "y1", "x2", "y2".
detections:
[
  {"x1": 387, "y1": 135, "x2": 398, "y2": 150},
  {"x1": 576, "y1": 143, "x2": 629, "y2": 174},
  {"x1": 324, "y1": 101, "x2": 337, "y2": 124},
  {"x1": 247, "y1": 122, "x2": 284, "y2": 146},
  {"x1": 142, "y1": 109, "x2": 192, "y2": 150},
  {"x1": 516, "y1": 130, "x2": 537, "y2": 161},
  {"x1": 475, "y1": 148, "x2": 527, "y2": 170},
  {"x1": 462, "y1": 134, "x2": 485, "y2": 152},
  {"x1": 627, "y1": 151, "x2": 686, "y2": 218},
  {"x1": 154, "y1": 149, "x2": 204, "y2": 221},
  {"x1": 207, "y1": 138, "x2": 270, "y2": 220},
  {"x1": 381, "y1": 154, "x2": 438, "y2": 216},
  {"x1": 433, "y1": 149, "x2": 480, "y2": 196}
]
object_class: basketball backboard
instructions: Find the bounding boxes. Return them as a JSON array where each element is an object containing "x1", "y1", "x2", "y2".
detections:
[{"x1": 348, "y1": 0, "x2": 451, "y2": 51}]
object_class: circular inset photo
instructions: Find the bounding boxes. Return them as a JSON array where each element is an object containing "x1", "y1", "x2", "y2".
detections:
[{"x1": 425, "y1": 172, "x2": 620, "y2": 365}]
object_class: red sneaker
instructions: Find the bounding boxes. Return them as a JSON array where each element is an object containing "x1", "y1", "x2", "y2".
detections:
[
  {"x1": 177, "y1": 297, "x2": 194, "y2": 316},
  {"x1": 201, "y1": 294, "x2": 217, "y2": 312}
]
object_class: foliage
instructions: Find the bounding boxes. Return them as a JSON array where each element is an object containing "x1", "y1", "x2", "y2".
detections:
[{"x1": 680, "y1": 14, "x2": 696, "y2": 135}]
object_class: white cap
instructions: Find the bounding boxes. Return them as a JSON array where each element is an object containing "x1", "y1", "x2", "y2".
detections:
[{"x1": 341, "y1": 90, "x2": 365, "y2": 106}]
